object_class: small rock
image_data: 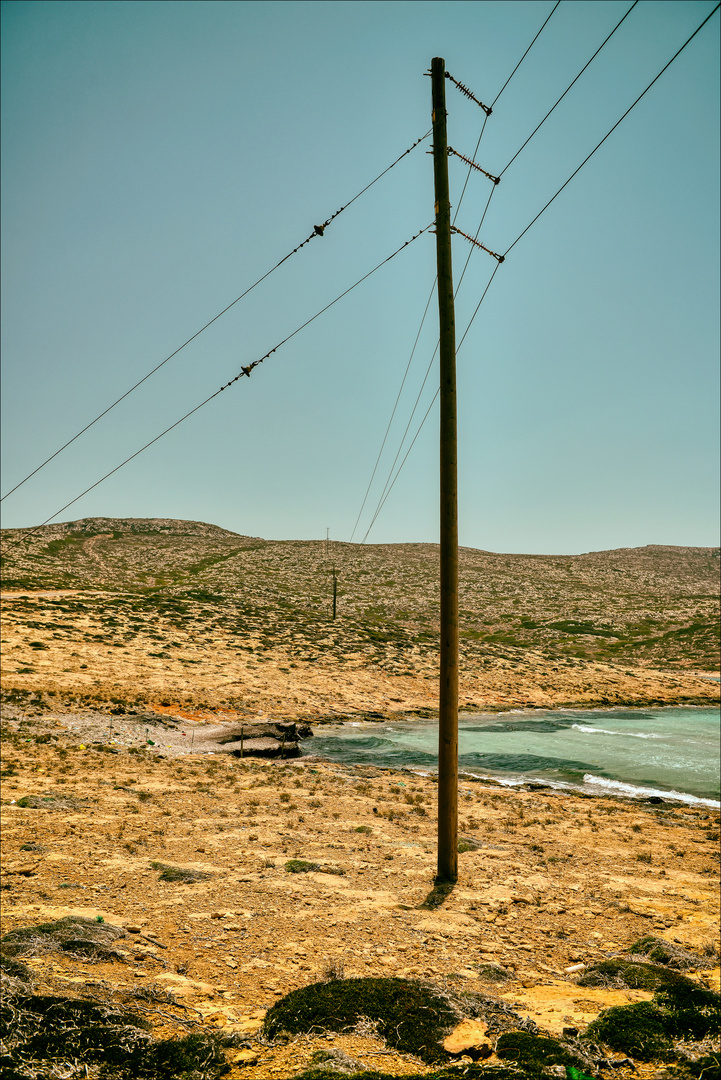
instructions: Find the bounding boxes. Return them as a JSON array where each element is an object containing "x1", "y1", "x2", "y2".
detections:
[
  {"x1": 232, "y1": 1049, "x2": 259, "y2": 1065},
  {"x1": 126, "y1": 925, "x2": 142, "y2": 934},
  {"x1": 444, "y1": 1018, "x2": 489, "y2": 1055},
  {"x1": 210, "y1": 912, "x2": 224, "y2": 919}
]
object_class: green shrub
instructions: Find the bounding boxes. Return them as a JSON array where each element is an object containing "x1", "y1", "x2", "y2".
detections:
[
  {"x1": 586, "y1": 1001, "x2": 674, "y2": 1061},
  {"x1": 264, "y1": 977, "x2": 457, "y2": 1064}
]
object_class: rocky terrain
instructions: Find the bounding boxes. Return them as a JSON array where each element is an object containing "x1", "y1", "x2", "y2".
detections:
[
  {"x1": 1, "y1": 517, "x2": 719, "y2": 1079},
  {"x1": 0, "y1": 517, "x2": 718, "y2": 719},
  {"x1": 0, "y1": 701, "x2": 719, "y2": 1079}
]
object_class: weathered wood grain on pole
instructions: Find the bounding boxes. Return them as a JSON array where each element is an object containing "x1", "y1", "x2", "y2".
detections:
[{"x1": 431, "y1": 56, "x2": 459, "y2": 883}]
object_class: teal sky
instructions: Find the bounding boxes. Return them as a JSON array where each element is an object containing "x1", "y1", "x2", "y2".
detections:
[{"x1": 1, "y1": 0, "x2": 719, "y2": 554}]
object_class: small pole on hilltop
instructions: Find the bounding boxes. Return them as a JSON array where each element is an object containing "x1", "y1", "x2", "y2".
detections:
[{"x1": 432, "y1": 56, "x2": 459, "y2": 884}]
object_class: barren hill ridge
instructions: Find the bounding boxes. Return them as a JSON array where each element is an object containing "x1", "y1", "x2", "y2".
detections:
[{"x1": 0, "y1": 517, "x2": 718, "y2": 716}]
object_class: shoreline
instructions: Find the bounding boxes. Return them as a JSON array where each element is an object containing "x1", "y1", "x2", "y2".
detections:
[{"x1": 4, "y1": 698, "x2": 719, "y2": 810}]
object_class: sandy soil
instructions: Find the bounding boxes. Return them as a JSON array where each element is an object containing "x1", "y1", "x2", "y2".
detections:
[
  {"x1": 1, "y1": 589, "x2": 718, "y2": 719},
  {"x1": 1, "y1": 705, "x2": 719, "y2": 1078}
]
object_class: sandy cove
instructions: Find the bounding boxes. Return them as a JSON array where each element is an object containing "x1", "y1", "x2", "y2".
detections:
[{"x1": 1, "y1": 703, "x2": 719, "y2": 1079}]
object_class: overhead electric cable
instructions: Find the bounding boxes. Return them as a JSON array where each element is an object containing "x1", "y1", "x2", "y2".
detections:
[
  {"x1": 503, "y1": 1, "x2": 720, "y2": 258},
  {"x1": 1, "y1": 131, "x2": 431, "y2": 504},
  {"x1": 348, "y1": 279, "x2": 436, "y2": 543},
  {"x1": 360, "y1": 391, "x2": 439, "y2": 545},
  {"x1": 358, "y1": 0, "x2": 720, "y2": 540},
  {"x1": 499, "y1": 0, "x2": 639, "y2": 178},
  {"x1": 353, "y1": 4, "x2": 561, "y2": 544},
  {"x1": 356, "y1": 194, "x2": 496, "y2": 543},
  {"x1": 8, "y1": 226, "x2": 432, "y2": 543},
  {"x1": 491, "y1": 1, "x2": 562, "y2": 107}
]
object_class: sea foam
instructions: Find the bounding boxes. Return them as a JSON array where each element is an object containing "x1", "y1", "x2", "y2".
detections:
[{"x1": 582, "y1": 773, "x2": 720, "y2": 809}]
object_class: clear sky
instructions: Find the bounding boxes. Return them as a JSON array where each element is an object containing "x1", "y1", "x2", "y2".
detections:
[{"x1": 1, "y1": 0, "x2": 719, "y2": 554}]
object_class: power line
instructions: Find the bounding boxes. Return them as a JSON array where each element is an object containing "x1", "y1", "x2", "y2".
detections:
[
  {"x1": 356, "y1": 1, "x2": 720, "y2": 540},
  {"x1": 359, "y1": 260, "x2": 501, "y2": 542},
  {"x1": 352, "y1": 6, "x2": 563, "y2": 545},
  {"x1": 499, "y1": 0, "x2": 639, "y2": 178},
  {"x1": 348, "y1": 279, "x2": 436, "y2": 543},
  {"x1": 1, "y1": 130, "x2": 431, "y2": 505},
  {"x1": 503, "y1": 1, "x2": 720, "y2": 258},
  {"x1": 360, "y1": 390, "x2": 439, "y2": 545},
  {"x1": 355, "y1": 186, "x2": 496, "y2": 542},
  {"x1": 6, "y1": 226, "x2": 432, "y2": 544},
  {"x1": 492, "y1": 1, "x2": 562, "y2": 107}
]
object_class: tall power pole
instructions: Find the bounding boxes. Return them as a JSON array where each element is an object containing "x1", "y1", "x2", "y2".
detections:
[{"x1": 432, "y1": 56, "x2": 459, "y2": 883}]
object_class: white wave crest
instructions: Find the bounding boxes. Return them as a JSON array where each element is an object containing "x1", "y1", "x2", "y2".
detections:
[
  {"x1": 572, "y1": 724, "x2": 662, "y2": 739},
  {"x1": 582, "y1": 773, "x2": 720, "y2": 808}
]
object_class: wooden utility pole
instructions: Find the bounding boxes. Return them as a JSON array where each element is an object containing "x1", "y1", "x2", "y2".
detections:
[{"x1": 432, "y1": 56, "x2": 459, "y2": 884}]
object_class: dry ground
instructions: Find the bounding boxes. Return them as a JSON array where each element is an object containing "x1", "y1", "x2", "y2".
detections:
[
  {"x1": 0, "y1": 587, "x2": 717, "y2": 721},
  {"x1": 1, "y1": 706, "x2": 719, "y2": 1079},
  {"x1": 1, "y1": 519, "x2": 718, "y2": 719}
]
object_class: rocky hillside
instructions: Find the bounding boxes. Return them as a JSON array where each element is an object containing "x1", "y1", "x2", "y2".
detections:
[{"x1": 0, "y1": 518, "x2": 718, "y2": 716}]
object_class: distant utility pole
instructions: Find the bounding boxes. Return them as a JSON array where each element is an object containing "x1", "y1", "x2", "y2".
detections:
[
  {"x1": 332, "y1": 565, "x2": 338, "y2": 620},
  {"x1": 325, "y1": 528, "x2": 338, "y2": 619},
  {"x1": 432, "y1": 56, "x2": 459, "y2": 884}
]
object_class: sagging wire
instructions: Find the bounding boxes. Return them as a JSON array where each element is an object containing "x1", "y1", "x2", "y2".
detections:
[
  {"x1": 354, "y1": 7, "x2": 563, "y2": 545},
  {"x1": 359, "y1": 255, "x2": 503, "y2": 544},
  {"x1": 348, "y1": 278, "x2": 437, "y2": 544},
  {"x1": 360, "y1": 390, "x2": 439, "y2": 545},
  {"x1": 5, "y1": 226, "x2": 433, "y2": 546},
  {"x1": 1, "y1": 130, "x2": 431, "y2": 504}
]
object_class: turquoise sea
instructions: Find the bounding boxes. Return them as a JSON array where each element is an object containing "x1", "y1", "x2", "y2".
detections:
[{"x1": 306, "y1": 707, "x2": 720, "y2": 808}]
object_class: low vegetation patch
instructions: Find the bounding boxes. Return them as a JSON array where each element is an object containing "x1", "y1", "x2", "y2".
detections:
[
  {"x1": 285, "y1": 859, "x2": 321, "y2": 874},
  {"x1": 585, "y1": 977, "x2": 721, "y2": 1062},
  {"x1": 16, "y1": 791, "x2": 86, "y2": 810},
  {"x1": 263, "y1": 977, "x2": 459, "y2": 1064},
  {"x1": 577, "y1": 959, "x2": 695, "y2": 991},
  {"x1": 495, "y1": 1032, "x2": 586, "y2": 1073},
  {"x1": 628, "y1": 936, "x2": 707, "y2": 971},
  {"x1": 1, "y1": 917, "x2": 126, "y2": 964},
  {"x1": 0, "y1": 990, "x2": 228, "y2": 1080},
  {"x1": 150, "y1": 862, "x2": 211, "y2": 883}
]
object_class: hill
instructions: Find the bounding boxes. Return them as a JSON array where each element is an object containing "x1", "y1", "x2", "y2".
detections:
[{"x1": 1, "y1": 517, "x2": 718, "y2": 717}]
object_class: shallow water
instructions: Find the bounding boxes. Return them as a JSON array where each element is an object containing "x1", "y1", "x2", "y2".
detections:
[{"x1": 307, "y1": 707, "x2": 720, "y2": 808}]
